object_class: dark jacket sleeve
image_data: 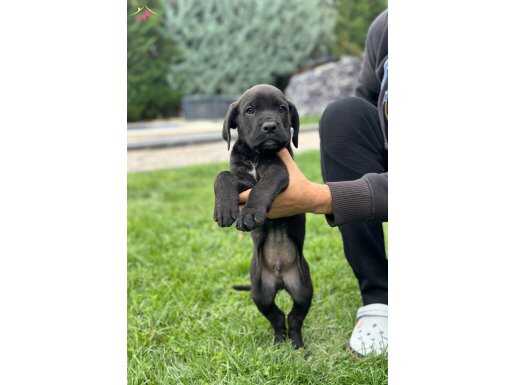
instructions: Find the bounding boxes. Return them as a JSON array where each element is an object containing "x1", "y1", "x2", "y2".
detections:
[
  {"x1": 323, "y1": 10, "x2": 388, "y2": 226},
  {"x1": 325, "y1": 172, "x2": 387, "y2": 225},
  {"x1": 354, "y1": 10, "x2": 388, "y2": 105}
]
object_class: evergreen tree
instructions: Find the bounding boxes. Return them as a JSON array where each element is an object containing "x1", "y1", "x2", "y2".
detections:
[
  {"x1": 164, "y1": 0, "x2": 336, "y2": 95},
  {"x1": 128, "y1": 0, "x2": 182, "y2": 121}
]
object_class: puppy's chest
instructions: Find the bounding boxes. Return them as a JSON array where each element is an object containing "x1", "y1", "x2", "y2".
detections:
[
  {"x1": 234, "y1": 157, "x2": 270, "y2": 185},
  {"x1": 246, "y1": 160, "x2": 260, "y2": 182},
  {"x1": 242, "y1": 158, "x2": 277, "y2": 186}
]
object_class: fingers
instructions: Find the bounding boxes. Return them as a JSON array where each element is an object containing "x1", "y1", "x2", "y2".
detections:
[
  {"x1": 277, "y1": 148, "x2": 301, "y2": 176},
  {"x1": 276, "y1": 148, "x2": 294, "y2": 166},
  {"x1": 239, "y1": 188, "x2": 251, "y2": 204}
]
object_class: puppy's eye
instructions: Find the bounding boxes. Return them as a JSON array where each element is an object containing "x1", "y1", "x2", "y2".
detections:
[
  {"x1": 245, "y1": 106, "x2": 255, "y2": 115},
  {"x1": 279, "y1": 105, "x2": 287, "y2": 113}
]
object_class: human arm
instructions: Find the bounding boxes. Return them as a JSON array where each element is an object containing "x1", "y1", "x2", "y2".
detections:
[
  {"x1": 239, "y1": 149, "x2": 331, "y2": 219},
  {"x1": 239, "y1": 149, "x2": 388, "y2": 225},
  {"x1": 325, "y1": 172, "x2": 387, "y2": 225}
]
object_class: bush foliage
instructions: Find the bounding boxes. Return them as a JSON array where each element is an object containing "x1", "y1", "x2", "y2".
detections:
[
  {"x1": 332, "y1": 0, "x2": 387, "y2": 56},
  {"x1": 127, "y1": 1, "x2": 182, "y2": 121},
  {"x1": 127, "y1": 0, "x2": 387, "y2": 121},
  {"x1": 164, "y1": 0, "x2": 336, "y2": 96}
]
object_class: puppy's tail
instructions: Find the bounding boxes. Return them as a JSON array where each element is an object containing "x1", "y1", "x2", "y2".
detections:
[{"x1": 232, "y1": 284, "x2": 251, "y2": 291}]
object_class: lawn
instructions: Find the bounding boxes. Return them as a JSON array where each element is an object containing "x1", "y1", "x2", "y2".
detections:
[
  {"x1": 128, "y1": 150, "x2": 388, "y2": 385},
  {"x1": 299, "y1": 114, "x2": 321, "y2": 126}
]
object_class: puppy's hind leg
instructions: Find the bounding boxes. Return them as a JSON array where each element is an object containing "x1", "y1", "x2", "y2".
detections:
[
  {"x1": 287, "y1": 296, "x2": 312, "y2": 349},
  {"x1": 284, "y1": 261, "x2": 313, "y2": 349},
  {"x1": 251, "y1": 274, "x2": 286, "y2": 344}
]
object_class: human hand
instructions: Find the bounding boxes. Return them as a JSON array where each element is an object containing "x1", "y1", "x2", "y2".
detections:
[{"x1": 238, "y1": 148, "x2": 332, "y2": 219}]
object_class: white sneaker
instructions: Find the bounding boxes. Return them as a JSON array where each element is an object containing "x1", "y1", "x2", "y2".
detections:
[{"x1": 348, "y1": 303, "x2": 388, "y2": 356}]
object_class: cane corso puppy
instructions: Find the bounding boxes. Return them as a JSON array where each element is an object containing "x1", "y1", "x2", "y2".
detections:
[{"x1": 213, "y1": 84, "x2": 313, "y2": 349}]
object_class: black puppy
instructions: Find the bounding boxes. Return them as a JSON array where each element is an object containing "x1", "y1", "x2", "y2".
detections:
[{"x1": 213, "y1": 84, "x2": 313, "y2": 349}]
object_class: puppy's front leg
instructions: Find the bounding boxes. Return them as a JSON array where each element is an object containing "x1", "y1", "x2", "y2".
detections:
[
  {"x1": 236, "y1": 161, "x2": 288, "y2": 232},
  {"x1": 213, "y1": 171, "x2": 240, "y2": 227}
]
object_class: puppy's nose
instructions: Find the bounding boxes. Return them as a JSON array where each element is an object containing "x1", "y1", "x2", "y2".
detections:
[{"x1": 262, "y1": 122, "x2": 277, "y2": 133}]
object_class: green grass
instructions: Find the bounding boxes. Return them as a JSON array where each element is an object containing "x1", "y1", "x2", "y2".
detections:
[
  {"x1": 128, "y1": 150, "x2": 387, "y2": 385},
  {"x1": 299, "y1": 115, "x2": 321, "y2": 126}
]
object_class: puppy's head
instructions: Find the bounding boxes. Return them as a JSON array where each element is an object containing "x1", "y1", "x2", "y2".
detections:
[{"x1": 222, "y1": 84, "x2": 299, "y2": 152}]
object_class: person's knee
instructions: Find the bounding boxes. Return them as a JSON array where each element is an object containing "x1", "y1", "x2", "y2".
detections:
[{"x1": 319, "y1": 97, "x2": 374, "y2": 144}]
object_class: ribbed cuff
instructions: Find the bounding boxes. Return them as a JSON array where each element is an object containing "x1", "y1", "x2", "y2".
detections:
[{"x1": 325, "y1": 178, "x2": 372, "y2": 226}]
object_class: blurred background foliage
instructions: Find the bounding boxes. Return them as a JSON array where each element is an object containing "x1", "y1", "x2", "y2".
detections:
[
  {"x1": 332, "y1": 0, "x2": 387, "y2": 56},
  {"x1": 164, "y1": 0, "x2": 336, "y2": 96},
  {"x1": 127, "y1": 0, "x2": 387, "y2": 122},
  {"x1": 127, "y1": 0, "x2": 182, "y2": 121}
]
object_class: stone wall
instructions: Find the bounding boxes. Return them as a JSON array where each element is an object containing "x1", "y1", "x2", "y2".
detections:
[{"x1": 285, "y1": 55, "x2": 362, "y2": 117}]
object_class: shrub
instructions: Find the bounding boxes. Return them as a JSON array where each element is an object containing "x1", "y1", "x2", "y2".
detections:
[
  {"x1": 163, "y1": 0, "x2": 336, "y2": 96},
  {"x1": 127, "y1": 1, "x2": 182, "y2": 122},
  {"x1": 332, "y1": 0, "x2": 387, "y2": 56}
]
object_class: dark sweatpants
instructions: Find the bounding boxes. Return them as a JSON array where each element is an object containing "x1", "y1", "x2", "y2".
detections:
[{"x1": 319, "y1": 96, "x2": 388, "y2": 305}]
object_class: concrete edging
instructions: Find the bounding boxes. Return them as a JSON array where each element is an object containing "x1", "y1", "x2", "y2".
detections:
[{"x1": 128, "y1": 124, "x2": 318, "y2": 151}]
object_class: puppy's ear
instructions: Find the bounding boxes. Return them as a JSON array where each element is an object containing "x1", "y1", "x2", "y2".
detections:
[
  {"x1": 288, "y1": 101, "x2": 300, "y2": 148},
  {"x1": 222, "y1": 102, "x2": 239, "y2": 150}
]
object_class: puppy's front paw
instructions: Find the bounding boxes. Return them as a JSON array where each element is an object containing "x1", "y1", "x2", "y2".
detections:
[
  {"x1": 235, "y1": 207, "x2": 266, "y2": 232},
  {"x1": 214, "y1": 198, "x2": 239, "y2": 227}
]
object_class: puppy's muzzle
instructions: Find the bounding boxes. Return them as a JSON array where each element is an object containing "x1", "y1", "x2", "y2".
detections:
[{"x1": 261, "y1": 121, "x2": 277, "y2": 133}]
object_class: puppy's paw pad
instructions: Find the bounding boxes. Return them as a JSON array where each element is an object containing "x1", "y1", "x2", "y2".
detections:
[
  {"x1": 236, "y1": 208, "x2": 266, "y2": 231},
  {"x1": 214, "y1": 201, "x2": 238, "y2": 227},
  {"x1": 235, "y1": 216, "x2": 252, "y2": 232}
]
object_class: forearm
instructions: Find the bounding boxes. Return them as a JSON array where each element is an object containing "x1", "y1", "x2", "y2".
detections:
[
  {"x1": 242, "y1": 148, "x2": 387, "y2": 223},
  {"x1": 306, "y1": 182, "x2": 332, "y2": 215},
  {"x1": 266, "y1": 181, "x2": 331, "y2": 219},
  {"x1": 245, "y1": 167, "x2": 288, "y2": 212}
]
